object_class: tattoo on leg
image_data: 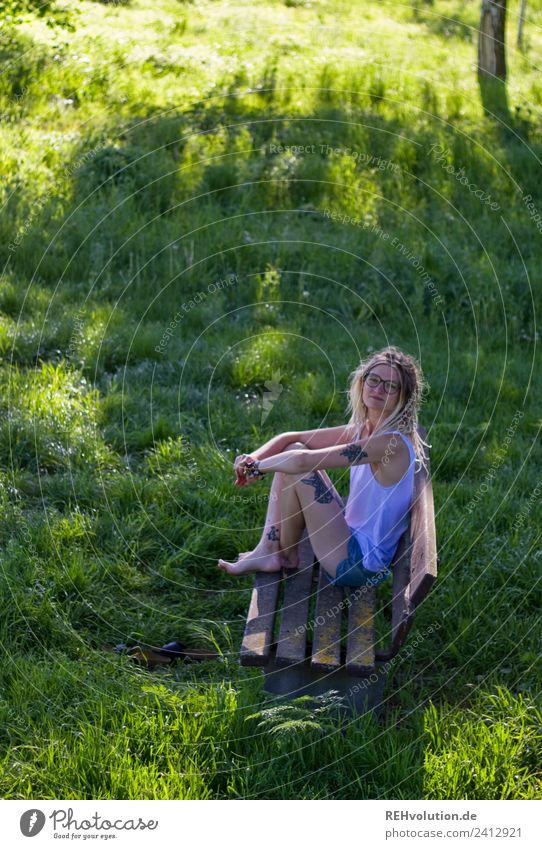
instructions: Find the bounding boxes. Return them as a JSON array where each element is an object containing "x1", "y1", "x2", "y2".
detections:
[
  {"x1": 300, "y1": 472, "x2": 335, "y2": 504},
  {"x1": 340, "y1": 443, "x2": 368, "y2": 464},
  {"x1": 266, "y1": 525, "x2": 280, "y2": 542}
]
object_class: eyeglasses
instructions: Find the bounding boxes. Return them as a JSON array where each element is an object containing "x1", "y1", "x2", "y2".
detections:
[{"x1": 364, "y1": 373, "x2": 401, "y2": 394}]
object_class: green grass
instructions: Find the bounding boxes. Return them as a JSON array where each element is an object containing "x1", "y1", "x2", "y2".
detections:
[{"x1": 0, "y1": 0, "x2": 541, "y2": 799}]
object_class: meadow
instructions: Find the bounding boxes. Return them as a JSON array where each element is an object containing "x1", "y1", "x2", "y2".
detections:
[{"x1": 0, "y1": 0, "x2": 541, "y2": 799}]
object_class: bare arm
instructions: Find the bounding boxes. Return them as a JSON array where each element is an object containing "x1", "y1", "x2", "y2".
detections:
[
  {"x1": 294, "y1": 423, "x2": 358, "y2": 449},
  {"x1": 251, "y1": 424, "x2": 357, "y2": 459},
  {"x1": 234, "y1": 426, "x2": 357, "y2": 486},
  {"x1": 250, "y1": 431, "x2": 302, "y2": 461},
  {"x1": 256, "y1": 432, "x2": 406, "y2": 476}
]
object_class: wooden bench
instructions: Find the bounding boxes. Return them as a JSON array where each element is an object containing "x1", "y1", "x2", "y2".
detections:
[{"x1": 239, "y1": 425, "x2": 437, "y2": 714}]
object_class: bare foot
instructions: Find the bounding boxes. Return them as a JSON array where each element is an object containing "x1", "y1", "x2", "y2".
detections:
[
  {"x1": 241, "y1": 545, "x2": 299, "y2": 569},
  {"x1": 238, "y1": 548, "x2": 298, "y2": 564},
  {"x1": 217, "y1": 544, "x2": 282, "y2": 575}
]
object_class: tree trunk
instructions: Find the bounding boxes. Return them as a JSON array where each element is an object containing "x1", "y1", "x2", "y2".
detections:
[
  {"x1": 517, "y1": 0, "x2": 527, "y2": 50},
  {"x1": 478, "y1": 0, "x2": 507, "y2": 80}
]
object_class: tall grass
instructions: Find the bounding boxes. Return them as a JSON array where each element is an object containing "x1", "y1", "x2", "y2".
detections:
[{"x1": 0, "y1": 0, "x2": 540, "y2": 798}]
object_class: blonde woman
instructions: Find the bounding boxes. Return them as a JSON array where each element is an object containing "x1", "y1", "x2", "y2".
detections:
[{"x1": 217, "y1": 346, "x2": 428, "y2": 588}]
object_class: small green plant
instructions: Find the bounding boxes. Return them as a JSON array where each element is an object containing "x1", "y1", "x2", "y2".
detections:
[{"x1": 245, "y1": 691, "x2": 349, "y2": 748}]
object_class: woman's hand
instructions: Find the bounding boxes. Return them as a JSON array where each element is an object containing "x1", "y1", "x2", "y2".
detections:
[
  {"x1": 241, "y1": 458, "x2": 266, "y2": 484},
  {"x1": 233, "y1": 453, "x2": 258, "y2": 487}
]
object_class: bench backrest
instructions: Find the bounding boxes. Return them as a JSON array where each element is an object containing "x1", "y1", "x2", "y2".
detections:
[{"x1": 375, "y1": 424, "x2": 437, "y2": 660}]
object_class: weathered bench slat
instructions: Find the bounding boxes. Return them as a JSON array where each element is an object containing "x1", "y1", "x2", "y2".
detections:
[
  {"x1": 240, "y1": 571, "x2": 281, "y2": 666},
  {"x1": 409, "y1": 458, "x2": 437, "y2": 608},
  {"x1": 275, "y1": 531, "x2": 314, "y2": 667},
  {"x1": 375, "y1": 529, "x2": 414, "y2": 661},
  {"x1": 345, "y1": 585, "x2": 376, "y2": 674},
  {"x1": 375, "y1": 425, "x2": 437, "y2": 661},
  {"x1": 310, "y1": 564, "x2": 344, "y2": 672}
]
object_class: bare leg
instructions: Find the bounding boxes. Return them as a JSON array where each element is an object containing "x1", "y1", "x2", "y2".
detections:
[
  {"x1": 217, "y1": 440, "x2": 345, "y2": 576},
  {"x1": 218, "y1": 440, "x2": 310, "y2": 576},
  {"x1": 222, "y1": 470, "x2": 349, "y2": 579},
  {"x1": 240, "y1": 472, "x2": 307, "y2": 569},
  {"x1": 278, "y1": 475, "x2": 305, "y2": 569},
  {"x1": 287, "y1": 471, "x2": 350, "y2": 580},
  {"x1": 238, "y1": 472, "x2": 304, "y2": 566},
  {"x1": 237, "y1": 469, "x2": 284, "y2": 558},
  {"x1": 217, "y1": 470, "x2": 289, "y2": 574}
]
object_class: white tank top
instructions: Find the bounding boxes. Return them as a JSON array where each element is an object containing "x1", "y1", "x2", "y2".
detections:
[{"x1": 344, "y1": 429, "x2": 416, "y2": 572}]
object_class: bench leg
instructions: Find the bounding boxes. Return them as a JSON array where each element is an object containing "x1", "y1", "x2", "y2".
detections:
[{"x1": 261, "y1": 646, "x2": 387, "y2": 718}]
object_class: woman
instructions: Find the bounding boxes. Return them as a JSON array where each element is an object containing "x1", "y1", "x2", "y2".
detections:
[{"x1": 217, "y1": 346, "x2": 428, "y2": 587}]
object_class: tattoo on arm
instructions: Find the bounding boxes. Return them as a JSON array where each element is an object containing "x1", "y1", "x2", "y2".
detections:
[
  {"x1": 300, "y1": 472, "x2": 335, "y2": 504},
  {"x1": 339, "y1": 443, "x2": 368, "y2": 464},
  {"x1": 266, "y1": 525, "x2": 280, "y2": 541}
]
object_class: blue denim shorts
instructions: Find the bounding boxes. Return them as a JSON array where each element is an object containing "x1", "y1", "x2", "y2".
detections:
[{"x1": 323, "y1": 530, "x2": 392, "y2": 588}]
